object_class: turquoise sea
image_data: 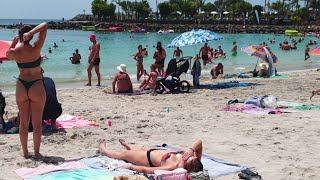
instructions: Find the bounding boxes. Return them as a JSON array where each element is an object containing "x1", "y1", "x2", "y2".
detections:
[{"x1": 1, "y1": 29, "x2": 320, "y2": 89}]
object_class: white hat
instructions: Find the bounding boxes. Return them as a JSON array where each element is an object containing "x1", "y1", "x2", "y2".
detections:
[
  {"x1": 259, "y1": 62, "x2": 268, "y2": 70},
  {"x1": 117, "y1": 64, "x2": 127, "y2": 73}
]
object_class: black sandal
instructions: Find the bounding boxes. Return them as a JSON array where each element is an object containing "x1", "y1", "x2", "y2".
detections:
[{"x1": 238, "y1": 169, "x2": 262, "y2": 180}]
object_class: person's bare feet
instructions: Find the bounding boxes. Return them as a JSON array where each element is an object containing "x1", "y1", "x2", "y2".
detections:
[
  {"x1": 95, "y1": 83, "x2": 100, "y2": 86},
  {"x1": 34, "y1": 153, "x2": 44, "y2": 160},
  {"x1": 98, "y1": 139, "x2": 107, "y2": 153},
  {"x1": 85, "y1": 82, "x2": 91, "y2": 86},
  {"x1": 23, "y1": 151, "x2": 30, "y2": 159},
  {"x1": 119, "y1": 139, "x2": 131, "y2": 150}
]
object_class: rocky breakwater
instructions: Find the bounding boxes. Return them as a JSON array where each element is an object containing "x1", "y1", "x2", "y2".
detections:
[{"x1": 1, "y1": 20, "x2": 319, "y2": 34}]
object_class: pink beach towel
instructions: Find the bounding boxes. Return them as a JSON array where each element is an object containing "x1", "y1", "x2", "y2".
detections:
[
  {"x1": 45, "y1": 114, "x2": 99, "y2": 129},
  {"x1": 15, "y1": 161, "x2": 87, "y2": 179},
  {"x1": 223, "y1": 106, "x2": 282, "y2": 115}
]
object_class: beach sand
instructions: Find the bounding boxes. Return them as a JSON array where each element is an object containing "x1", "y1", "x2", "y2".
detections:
[{"x1": 1, "y1": 69, "x2": 320, "y2": 180}]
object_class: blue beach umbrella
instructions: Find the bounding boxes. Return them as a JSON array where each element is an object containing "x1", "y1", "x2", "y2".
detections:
[{"x1": 167, "y1": 29, "x2": 223, "y2": 48}]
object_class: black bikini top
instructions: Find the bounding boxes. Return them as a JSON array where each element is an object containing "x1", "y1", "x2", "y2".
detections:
[{"x1": 17, "y1": 57, "x2": 42, "y2": 68}]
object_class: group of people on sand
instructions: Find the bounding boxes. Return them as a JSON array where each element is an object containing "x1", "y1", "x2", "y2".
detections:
[
  {"x1": 3, "y1": 23, "x2": 320, "y2": 177},
  {"x1": 112, "y1": 63, "x2": 158, "y2": 94}
]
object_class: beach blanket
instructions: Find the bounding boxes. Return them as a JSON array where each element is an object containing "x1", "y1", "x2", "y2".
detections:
[
  {"x1": 26, "y1": 168, "x2": 113, "y2": 180},
  {"x1": 103, "y1": 89, "x2": 153, "y2": 96},
  {"x1": 277, "y1": 101, "x2": 320, "y2": 110},
  {"x1": 201, "y1": 82, "x2": 258, "y2": 89},
  {"x1": 255, "y1": 74, "x2": 289, "y2": 79},
  {"x1": 155, "y1": 144, "x2": 251, "y2": 179},
  {"x1": 223, "y1": 106, "x2": 285, "y2": 115},
  {"x1": 15, "y1": 161, "x2": 87, "y2": 179},
  {"x1": 45, "y1": 114, "x2": 99, "y2": 129},
  {"x1": 79, "y1": 155, "x2": 134, "y2": 176}
]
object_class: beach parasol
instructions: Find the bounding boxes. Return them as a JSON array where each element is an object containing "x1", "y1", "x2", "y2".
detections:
[
  {"x1": 0, "y1": 40, "x2": 11, "y2": 60},
  {"x1": 310, "y1": 46, "x2": 320, "y2": 55},
  {"x1": 0, "y1": 40, "x2": 47, "y2": 61},
  {"x1": 167, "y1": 29, "x2": 223, "y2": 69},
  {"x1": 210, "y1": 11, "x2": 218, "y2": 15},
  {"x1": 167, "y1": 29, "x2": 223, "y2": 48},
  {"x1": 241, "y1": 45, "x2": 278, "y2": 63},
  {"x1": 241, "y1": 45, "x2": 278, "y2": 77}
]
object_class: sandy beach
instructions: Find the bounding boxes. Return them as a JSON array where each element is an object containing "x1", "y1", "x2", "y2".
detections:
[{"x1": 1, "y1": 69, "x2": 320, "y2": 180}]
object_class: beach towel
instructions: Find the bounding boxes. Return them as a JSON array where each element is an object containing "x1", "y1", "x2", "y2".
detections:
[
  {"x1": 26, "y1": 168, "x2": 113, "y2": 180},
  {"x1": 154, "y1": 144, "x2": 251, "y2": 179},
  {"x1": 223, "y1": 106, "x2": 283, "y2": 115},
  {"x1": 277, "y1": 101, "x2": 320, "y2": 110},
  {"x1": 45, "y1": 114, "x2": 99, "y2": 129},
  {"x1": 201, "y1": 82, "x2": 258, "y2": 89},
  {"x1": 15, "y1": 161, "x2": 87, "y2": 179},
  {"x1": 79, "y1": 155, "x2": 134, "y2": 176},
  {"x1": 255, "y1": 74, "x2": 288, "y2": 79},
  {"x1": 103, "y1": 89, "x2": 153, "y2": 96}
]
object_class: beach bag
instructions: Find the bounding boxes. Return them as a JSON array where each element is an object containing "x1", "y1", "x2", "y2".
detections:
[
  {"x1": 151, "y1": 168, "x2": 190, "y2": 180},
  {"x1": 0, "y1": 91, "x2": 5, "y2": 116},
  {"x1": 244, "y1": 96, "x2": 261, "y2": 108},
  {"x1": 260, "y1": 95, "x2": 277, "y2": 109},
  {"x1": 245, "y1": 95, "x2": 277, "y2": 109}
]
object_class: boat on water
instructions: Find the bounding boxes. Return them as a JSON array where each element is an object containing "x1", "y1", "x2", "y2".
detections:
[
  {"x1": 97, "y1": 26, "x2": 124, "y2": 32},
  {"x1": 158, "y1": 29, "x2": 174, "y2": 34},
  {"x1": 306, "y1": 32, "x2": 319, "y2": 37},
  {"x1": 81, "y1": 26, "x2": 96, "y2": 31},
  {"x1": 284, "y1": 30, "x2": 302, "y2": 37},
  {"x1": 129, "y1": 27, "x2": 146, "y2": 33}
]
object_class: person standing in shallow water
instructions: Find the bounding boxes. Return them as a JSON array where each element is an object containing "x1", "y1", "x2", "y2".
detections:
[
  {"x1": 133, "y1": 45, "x2": 144, "y2": 81},
  {"x1": 86, "y1": 34, "x2": 101, "y2": 86},
  {"x1": 6, "y1": 22, "x2": 48, "y2": 158}
]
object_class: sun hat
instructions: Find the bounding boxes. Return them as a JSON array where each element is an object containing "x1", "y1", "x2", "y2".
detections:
[
  {"x1": 89, "y1": 34, "x2": 96, "y2": 39},
  {"x1": 259, "y1": 62, "x2": 268, "y2": 70},
  {"x1": 117, "y1": 64, "x2": 127, "y2": 73}
]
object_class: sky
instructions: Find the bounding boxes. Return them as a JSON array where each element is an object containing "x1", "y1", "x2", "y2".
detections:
[{"x1": 0, "y1": 0, "x2": 280, "y2": 19}]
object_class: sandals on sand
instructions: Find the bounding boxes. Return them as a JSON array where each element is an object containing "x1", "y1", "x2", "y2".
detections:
[{"x1": 238, "y1": 169, "x2": 262, "y2": 180}]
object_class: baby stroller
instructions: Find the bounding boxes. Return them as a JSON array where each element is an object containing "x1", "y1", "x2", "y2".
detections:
[{"x1": 155, "y1": 56, "x2": 192, "y2": 94}]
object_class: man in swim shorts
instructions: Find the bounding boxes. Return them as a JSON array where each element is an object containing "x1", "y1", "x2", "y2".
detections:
[
  {"x1": 86, "y1": 34, "x2": 101, "y2": 86},
  {"x1": 199, "y1": 43, "x2": 209, "y2": 66},
  {"x1": 173, "y1": 47, "x2": 183, "y2": 60}
]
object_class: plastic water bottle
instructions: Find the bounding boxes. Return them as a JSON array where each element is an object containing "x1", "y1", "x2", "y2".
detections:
[{"x1": 166, "y1": 107, "x2": 170, "y2": 112}]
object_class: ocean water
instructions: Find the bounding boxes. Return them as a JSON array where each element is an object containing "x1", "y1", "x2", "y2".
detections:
[{"x1": 1, "y1": 29, "x2": 320, "y2": 88}]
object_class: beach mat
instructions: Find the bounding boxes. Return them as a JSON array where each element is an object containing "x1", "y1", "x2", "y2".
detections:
[
  {"x1": 277, "y1": 101, "x2": 320, "y2": 110},
  {"x1": 26, "y1": 168, "x2": 113, "y2": 180},
  {"x1": 155, "y1": 144, "x2": 252, "y2": 178},
  {"x1": 103, "y1": 89, "x2": 153, "y2": 96},
  {"x1": 201, "y1": 81, "x2": 258, "y2": 89},
  {"x1": 222, "y1": 106, "x2": 295, "y2": 115},
  {"x1": 255, "y1": 74, "x2": 289, "y2": 79}
]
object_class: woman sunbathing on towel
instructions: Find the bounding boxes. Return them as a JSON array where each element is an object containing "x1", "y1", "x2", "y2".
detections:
[{"x1": 99, "y1": 139, "x2": 203, "y2": 174}]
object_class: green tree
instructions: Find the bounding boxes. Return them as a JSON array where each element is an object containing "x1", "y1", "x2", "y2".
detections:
[
  {"x1": 135, "y1": 0, "x2": 151, "y2": 20},
  {"x1": 202, "y1": 2, "x2": 215, "y2": 13},
  {"x1": 158, "y1": 2, "x2": 173, "y2": 18},
  {"x1": 118, "y1": 1, "x2": 130, "y2": 19},
  {"x1": 91, "y1": 0, "x2": 115, "y2": 20}
]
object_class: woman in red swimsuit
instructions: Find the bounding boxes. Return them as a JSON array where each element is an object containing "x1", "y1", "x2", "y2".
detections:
[{"x1": 99, "y1": 139, "x2": 203, "y2": 174}]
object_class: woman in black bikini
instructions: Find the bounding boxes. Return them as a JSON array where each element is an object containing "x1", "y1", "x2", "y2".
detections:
[
  {"x1": 133, "y1": 45, "x2": 144, "y2": 81},
  {"x1": 6, "y1": 22, "x2": 48, "y2": 158},
  {"x1": 99, "y1": 139, "x2": 203, "y2": 174}
]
